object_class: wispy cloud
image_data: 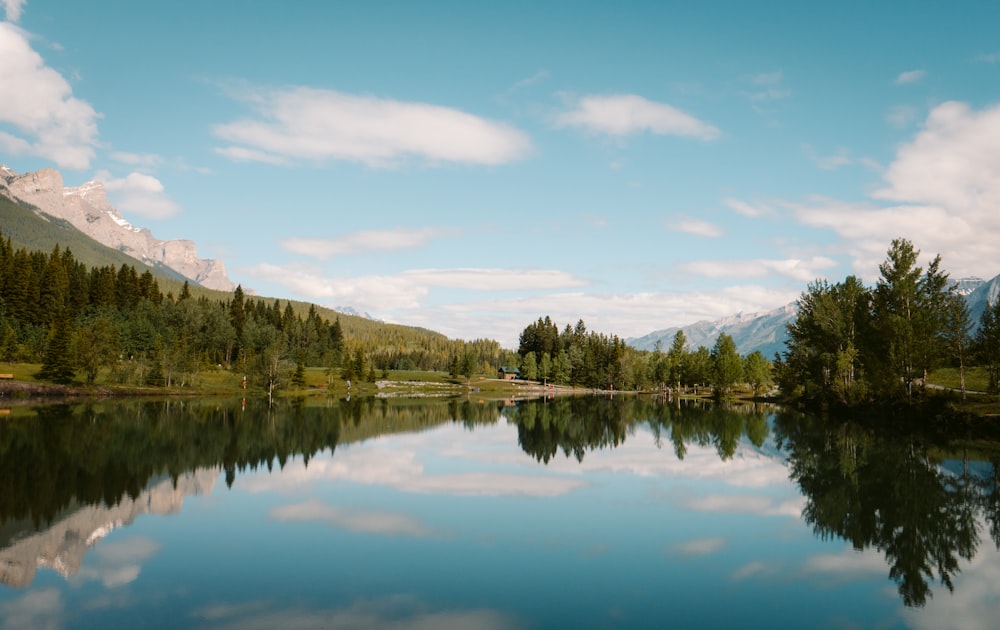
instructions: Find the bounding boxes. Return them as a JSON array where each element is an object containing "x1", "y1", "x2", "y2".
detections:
[
  {"x1": 213, "y1": 85, "x2": 532, "y2": 167},
  {"x1": 743, "y1": 70, "x2": 792, "y2": 103},
  {"x1": 555, "y1": 94, "x2": 720, "y2": 140},
  {"x1": 280, "y1": 227, "x2": 460, "y2": 260},
  {"x1": 270, "y1": 500, "x2": 436, "y2": 538},
  {"x1": 802, "y1": 144, "x2": 852, "y2": 170},
  {"x1": 2, "y1": 0, "x2": 26, "y2": 22},
  {"x1": 730, "y1": 561, "x2": 772, "y2": 580},
  {"x1": 802, "y1": 548, "x2": 887, "y2": 577},
  {"x1": 672, "y1": 219, "x2": 724, "y2": 238},
  {"x1": 679, "y1": 256, "x2": 838, "y2": 282},
  {"x1": 0, "y1": 588, "x2": 62, "y2": 630},
  {"x1": 244, "y1": 264, "x2": 589, "y2": 311},
  {"x1": 894, "y1": 69, "x2": 926, "y2": 85},
  {"x1": 673, "y1": 537, "x2": 727, "y2": 556},
  {"x1": 975, "y1": 51, "x2": 1000, "y2": 64},
  {"x1": 508, "y1": 70, "x2": 550, "y2": 92},
  {"x1": 682, "y1": 493, "x2": 804, "y2": 518},
  {"x1": 0, "y1": 22, "x2": 99, "y2": 169},
  {"x1": 192, "y1": 595, "x2": 520, "y2": 630},
  {"x1": 724, "y1": 197, "x2": 771, "y2": 218},
  {"x1": 400, "y1": 268, "x2": 589, "y2": 291},
  {"x1": 95, "y1": 170, "x2": 182, "y2": 219},
  {"x1": 886, "y1": 104, "x2": 918, "y2": 128}
]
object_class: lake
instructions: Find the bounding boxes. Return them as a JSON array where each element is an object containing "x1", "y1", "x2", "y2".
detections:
[{"x1": 1, "y1": 396, "x2": 998, "y2": 629}]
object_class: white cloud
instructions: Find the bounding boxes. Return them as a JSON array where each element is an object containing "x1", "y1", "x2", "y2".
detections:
[
  {"x1": 2, "y1": 0, "x2": 25, "y2": 21},
  {"x1": 96, "y1": 170, "x2": 182, "y2": 219},
  {"x1": 245, "y1": 263, "x2": 430, "y2": 309},
  {"x1": 802, "y1": 547, "x2": 887, "y2": 577},
  {"x1": 673, "y1": 537, "x2": 727, "y2": 556},
  {"x1": 239, "y1": 443, "x2": 588, "y2": 498},
  {"x1": 900, "y1": 536, "x2": 1000, "y2": 630},
  {"x1": 724, "y1": 197, "x2": 770, "y2": 217},
  {"x1": 0, "y1": 22, "x2": 99, "y2": 169},
  {"x1": 245, "y1": 263, "x2": 590, "y2": 316},
  {"x1": 213, "y1": 145, "x2": 290, "y2": 165},
  {"x1": 75, "y1": 536, "x2": 162, "y2": 588},
  {"x1": 786, "y1": 101, "x2": 1000, "y2": 280},
  {"x1": 679, "y1": 256, "x2": 838, "y2": 283},
  {"x1": 730, "y1": 561, "x2": 772, "y2": 580},
  {"x1": 395, "y1": 284, "x2": 800, "y2": 347},
  {"x1": 672, "y1": 219, "x2": 724, "y2": 238},
  {"x1": 683, "y1": 493, "x2": 805, "y2": 518},
  {"x1": 874, "y1": 101, "x2": 1000, "y2": 216},
  {"x1": 281, "y1": 227, "x2": 459, "y2": 260},
  {"x1": 976, "y1": 52, "x2": 1000, "y2": 64},
  {"x1": 270, "y1": 500, "x2": 437, "y2": 537},
  {"x1": 894, "y1": 69, "x2": 926, "y2": 85},
  {"x1": 192, "y1": 595, "x2": 519, "y2": 630},
  {"x1": 555, "y1": 94, "x2": 720, "y2": 140},
  {"x1": 400, "y1": 268, "x2": 589, "y2": 291},
  {"x1": 0, "y1": 588, "x2": 62, "y2": 630},
  {"x1": 214, "y1": 85, "x2": 532, "y2": 167}
]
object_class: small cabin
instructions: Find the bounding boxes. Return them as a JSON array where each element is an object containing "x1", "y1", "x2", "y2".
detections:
[{"x1": 498, "y1": 366, "x2": 520, "y2": 381}]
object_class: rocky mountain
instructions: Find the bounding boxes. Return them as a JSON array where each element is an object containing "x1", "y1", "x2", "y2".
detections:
[
  {"x1": 0, "y1": 166, "x2": 234, "y2": 291},
  {"x1": 629, "y1": 303, "x2": 798, "y2": 357},
  {"x1": 629, "y1": 274, "x2": 1000, "y2": 358}
]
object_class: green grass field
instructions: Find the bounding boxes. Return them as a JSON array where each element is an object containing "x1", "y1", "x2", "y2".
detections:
[{"x1": 927, "y1": 367, "x2": 991, "y2": 393}]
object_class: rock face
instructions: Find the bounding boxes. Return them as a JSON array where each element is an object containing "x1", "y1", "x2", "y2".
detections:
[{"x1": 1, "y1": 166, "x2": 235, "y2": 291}]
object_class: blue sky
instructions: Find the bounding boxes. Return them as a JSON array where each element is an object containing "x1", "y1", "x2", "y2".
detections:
[{"x1": 3, "y1": 0, "x2": 1000, "y2": 346}]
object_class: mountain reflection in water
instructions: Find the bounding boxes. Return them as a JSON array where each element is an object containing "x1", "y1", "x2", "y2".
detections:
[{"x1": 0, "y1": 395, "x2": 998, "y2": 622}]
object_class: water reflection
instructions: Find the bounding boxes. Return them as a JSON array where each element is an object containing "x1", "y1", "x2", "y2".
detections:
[
  {"x1": 0, "y1": 395, "x2": 998, "y2": 616},
  {"x1": 773, "y1": 410, "x2": 1000, "y2": 607}
]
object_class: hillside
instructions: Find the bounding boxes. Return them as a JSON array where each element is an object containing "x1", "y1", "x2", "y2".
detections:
[
  {"x1": 0, "y1": 192, "x2": 188, "y2": 284},
  {"x1": 0, "y1": 189, "x2": 453, "y2": 350}
]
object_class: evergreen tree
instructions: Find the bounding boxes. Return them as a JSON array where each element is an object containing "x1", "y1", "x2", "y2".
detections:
[
  {"x1": 711, "y1": 333, "x2": 743, "y2": 396},
  {"x1": 976, "y1": 297, "x2": 1000, "y2": 393},
  {"x1": 743, "y1": 350, "x2": 772, "y2": 397},
  {"x1": 38, "y1": 314, "x2": 75, "y2": 384}
]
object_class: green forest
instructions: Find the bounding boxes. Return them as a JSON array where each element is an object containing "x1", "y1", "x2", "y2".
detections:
[
  {"x1": 0, "y1": 229, "x2": 514, "y2": 391},
  {"x1": 779, "y1": 238, "x2": 1000, "y2": 406},
  {"x1": 4, "y1": 221, "x2": 1000, "y2": 406}
]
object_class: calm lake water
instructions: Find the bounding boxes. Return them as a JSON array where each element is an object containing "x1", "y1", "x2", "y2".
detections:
[{"x1": 1, "y1": 396, "x2": 999, "y2": 629}]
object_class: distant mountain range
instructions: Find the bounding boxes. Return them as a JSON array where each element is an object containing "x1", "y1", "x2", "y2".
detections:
[
  {"x1": 0, "y1": 165, "x2": 234, "y2": 291},
  {"x1": 629, "y1": 275, "x2": 1000, "y2": 357}
]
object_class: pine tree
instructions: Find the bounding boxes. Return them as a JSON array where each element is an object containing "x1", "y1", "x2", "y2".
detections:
[{"x1": 38, "y1": 314, "x2": 75, "y2": 384}]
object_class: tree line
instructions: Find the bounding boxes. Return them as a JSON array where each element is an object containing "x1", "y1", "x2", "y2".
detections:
[
  {"x1": 516, "y1": 316, "x2": 773, "y2": 395},
  {"x1": 0, "y1": 231, "x2": 515, "y2": 388},
  {"x1": 778, "y1": 238, "x2": 1000, "y2": 406}
]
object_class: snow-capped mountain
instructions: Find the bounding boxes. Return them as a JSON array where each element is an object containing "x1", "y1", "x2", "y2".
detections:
[
  {"x1": 628, "y1": 302, "x2": 798, "y2": 357},
  {"x1": 1, "y1": 166, "x2": 234, "y2": 291},
  {"x1": 629, "y1": 274, "x2": 1000, "y2": 357}
]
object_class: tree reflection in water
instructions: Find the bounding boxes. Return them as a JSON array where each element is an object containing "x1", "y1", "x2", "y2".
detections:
[
  {"x1": 2, "y1": 395, "x2": 999, "y2": 607},
  {"x1": 773, "y1": 410, "x2": 1000, "y2": 607}
]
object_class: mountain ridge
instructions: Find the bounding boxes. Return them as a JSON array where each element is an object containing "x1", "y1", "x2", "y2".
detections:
[
  {"x1": 629, "y1": 275, "x2": 1000, "y2": 357},
  {"x1": 1, "y1": 166, "x2": 234, "y2": 291}
]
